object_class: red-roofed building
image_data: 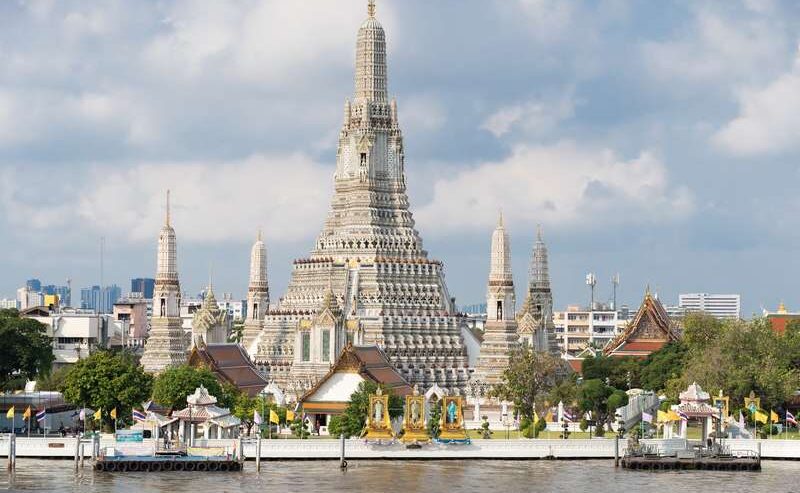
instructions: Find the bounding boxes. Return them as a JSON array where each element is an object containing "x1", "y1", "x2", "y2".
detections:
[
  {"x1": 764, "y1": 302, "x2": 800, "y2": 335},
  {"x1": 602, "y1": 288, "x2": 680, "y2": 359},
  {"x1": 188, "y1": 342, "x2": 269, "y2": 397}
]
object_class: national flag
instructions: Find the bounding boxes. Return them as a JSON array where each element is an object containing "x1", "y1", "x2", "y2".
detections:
[
  {"x1": 110, "y1": 408, "x2": 117, "y2": 420},
  {"x1": 93, "y1": 408, "x2": 102, "y2": 421},
  {"x1": 657, "y1": 410, "x2": 669, "y2": 423},
  {"x1": 642, "y1": 412, "x2": 653, "y2": 423},
  {"x1": 563, "y1": 409, "x2": 574, "y2": 422},
  {"x1": 754, "y1": 411, "x2": 768, "y2": 424},
  {"x1": 771, "y1": 410, "x2": 779, "y2": 423},
  {"x1": 677, "y1": 410, "x2": 689, "y2": 421},
  {"x1": 132, "y1": 410, "x2": 146, "y2": 422},
  {"x1": 286, "y1": 409, "x2": 295, "y2": 422},
  {"x1": 6, "y1": 406, "x2": 14, "y2": 419},
  {"x1": 79, "y1": 409, "x2": 86, "y2": 421},
  {"x1": 269, "y1": 409, "x2": 279, "y2": 424},
  {"x1": 787, "y1": 411, "x2": 797, "y2": 426},
  {"x1": 23, "y1": 406, "x2": 31, "y2": 420},
  {"x1": 253, "y1": 410, "x2": 262, "y2": 425},
  {"x1": 36, "y1": 409, "x2": 47, "y2": 423}
]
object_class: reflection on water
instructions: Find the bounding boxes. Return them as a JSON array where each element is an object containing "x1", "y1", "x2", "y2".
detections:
[{"x1": 2, "y1": 459, "x2": 799, "y2": 493}]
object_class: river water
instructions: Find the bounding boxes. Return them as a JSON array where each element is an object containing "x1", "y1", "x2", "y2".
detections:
[{"x1": 2, "y1": 459, "x2": 798, "y2": 492}]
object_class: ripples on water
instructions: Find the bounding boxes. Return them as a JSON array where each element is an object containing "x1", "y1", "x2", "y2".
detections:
[{"x1": 2, "y1": 459, "x2": 798, "y2": 493}]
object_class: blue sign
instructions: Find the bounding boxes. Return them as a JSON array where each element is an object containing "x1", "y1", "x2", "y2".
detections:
[{"x1": 115, "y1": 430, "x2": 144, "y2": 443}]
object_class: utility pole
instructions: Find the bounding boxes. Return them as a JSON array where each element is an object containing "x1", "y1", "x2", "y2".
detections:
[{"x1": 585, "y1": 273, "x2": 597, "y2": 310}]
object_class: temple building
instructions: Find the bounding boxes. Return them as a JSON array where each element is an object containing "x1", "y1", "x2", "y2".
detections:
[
  {"x1": 298, "y1": 343, "x2": 412, "y2": 433},
  {"x1": 190, "y1": 282, "x2": 230, "y2": 348},
  {"x1": 242, "y1": 231, "x2": 269, "y2": 353},
  {"x1": 516, "y1": 226, "x2": 558, "y2": 353},
  {"x1": 188, "y1": 343, "x2": 268, "y2": 397},
  {"x1": 603, "y1": 288, "x2": 680, "y2": 358},
  {"x1": 250, "y1": 1, "x2": 469, "y2": 398},
  {"x1": 474, "y1": 214, "x2": 519, "y2": 385},
  {"x1": 141, "y1": 191, "x2": 188, "y2": 373}
]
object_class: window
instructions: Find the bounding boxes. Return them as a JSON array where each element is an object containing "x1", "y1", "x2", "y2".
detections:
[
  {"x1": 253, "y1": 303, "x2": 259, "y2": 320},
  {"x1": 360, "y1": 152, "x2": 367, "y2": 165},
  {"x1": 160, "y1": 298, "x2": 166, "y2": 317},
  {"x1": 302, "y1": 332, "x2": 310, "y2": 362},
  {"x1": 322, "y1": 330, "x2": 331, "y2": 362},
  {"x1": 496, "y1": 300, "x2": 503, "y2": 320},
  {"x1": 347, "y1": 331, "x2": 354, "y2": 345}
]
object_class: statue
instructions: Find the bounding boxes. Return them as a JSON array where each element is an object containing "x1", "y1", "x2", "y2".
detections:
[
  {"x1": 374, "y1": 399, "x2": 384, "y2": 423},
  {"x1": 447, "y1": 400, "x2": 457, "y2": 424},
  {"x1": 411, "y1": 400, "x2": 421, "y2": 425},
  {"x1": 365, "y1": 387, "x2": 393, "y2": 440},
  {"x1": 401, "y1": 386, "x2": 429, "y2": 443},
  {"x1": 439, "y1": 396, "x2": 467, "y2": 441}
]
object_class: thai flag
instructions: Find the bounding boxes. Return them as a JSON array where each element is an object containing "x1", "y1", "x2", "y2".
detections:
[
  {"x1": 35, "y1": 409, "x2": 46, "y2": 423},
  {"x1": 677, "y1": 410, "x2": 689, "y2": 421},
  {"x1": 563, "y1": 410, "x2": 574, "y2": 422},
  {"x1": 132, "y1": 409, "x2": 147, "y2": 422},
  {"x1": 787, "y1": 411, "x2": 797, "y2": 426}
]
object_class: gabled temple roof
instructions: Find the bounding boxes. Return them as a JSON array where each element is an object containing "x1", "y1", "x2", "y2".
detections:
[
  {"x1": 299, "y1": 343, "x2": 412, "y2": 407},
  {"x1": 188, "y1": 343, "x2": 268, "y2": 397},
  {"x1": 603, "y1": 288, "x2": 679, "y2": 358}
]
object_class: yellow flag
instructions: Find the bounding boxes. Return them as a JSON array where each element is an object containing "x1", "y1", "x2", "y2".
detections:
[
  {"x1": 754, "y1": 411, "x2": 768, "y2": 424},
  {"x1": 286, "y1": 409, "x2": 295, "y2": 422},
  {"x1": 544, "y1": 411, "x2": 554, "y2": 423},
  {"x1": 23, "y1": 406, "x2": 31, "y2": 419},
  {"x1": 657, "y1": 410, "x2": 669, "y2": 423},
  {"x1": 269, "y1": 409, "x2": 279, "y2": 424},
  {"x1": 771, "y1": 410, "x2": 779, "y2": 423},
  {"x1": 6, "y1": 406, "x2": 14, "y2": 419},
  {"x1": 533, "y1": 410, "x2": 539, "y2": 425},
  {"x1": 667, "y1": 410, "x2": 681, "y2": 422},
  {"x1": 93, "y1": 408, "x2": 102, "y2": 421},
  {"x1": 110, "y1": 408, "x2": 117, "y2": 419}
]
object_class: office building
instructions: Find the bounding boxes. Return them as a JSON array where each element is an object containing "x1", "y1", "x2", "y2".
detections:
[{"x1": 678, "y1": 293, "x2": 741, "y2": 320}]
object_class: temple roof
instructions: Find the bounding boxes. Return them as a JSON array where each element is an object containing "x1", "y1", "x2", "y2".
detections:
[
  {"x1": 188, "y1": 343, "x2": 269, "y2": 397},
  {"x1": 603, "y1": 288, "x2": 679, "y2": 357},
  {"x1": 299, "y1": 343, "x2": 413, "y2": 406}
]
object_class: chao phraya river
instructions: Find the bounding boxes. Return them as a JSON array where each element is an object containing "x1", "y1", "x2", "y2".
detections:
[{"x1": 3, "y1": 459, "x2": 799, "y2": 492}]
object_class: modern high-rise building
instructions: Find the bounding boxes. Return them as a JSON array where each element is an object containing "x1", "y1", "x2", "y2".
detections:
[
  {"x1": 131, "y1": 278, "x2": 155, "y2": 299},
  {"x1": 80, "y1": 285, "x2": 122, "y2": 314},
  {"x1": 42, "y1": 284, "x2": 71, "y2": 307},
  {"x1": 26, "y1": 279, "x2": 42, "y2": 292},
  {"x1": 678, "y1": 293, "x2": 741, "y2": 320}
]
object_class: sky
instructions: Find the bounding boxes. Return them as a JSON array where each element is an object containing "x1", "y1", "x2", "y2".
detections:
[{"x1": 1, "y1": 0, "x2": 799, "y2": 316}]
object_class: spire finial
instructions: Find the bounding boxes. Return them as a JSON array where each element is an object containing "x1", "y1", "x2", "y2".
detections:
[
  {"x1": 165, "y1": 189, "x2": 171, "y2": 226},
  {"x1": 368, "y1": 0, "x2": 375, "y2": 18},
  {"x1": 537, "y1": 224, "x2": 543, "y2": 241},
  {"x1": 498, "y1": 210, "x2": 504, "y2": 228},
  {"x1": 257, "y1": 228, "x2": 262, "y2": 242}
]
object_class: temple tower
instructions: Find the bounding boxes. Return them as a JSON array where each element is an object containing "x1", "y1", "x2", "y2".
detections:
[
  {"x1": 141, "y1": 191, "x2": 188, "y2": 373},
  {"x1": 251, "y1": 1, "x2": 469, "y2": 396},
  {"x1": 242, "y1": 231, "x2": 269, "y2": 354},
  {"x1": 517, "y1": 226, "x2": 559, "y2": 353},
  {"x1": 474, "y1": 214, "x2": 520, "y2": 385}
]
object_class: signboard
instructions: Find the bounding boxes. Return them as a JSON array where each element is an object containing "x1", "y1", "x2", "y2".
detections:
[{"x1": 115, "y1": 430, "x2": 144, "y2": 443}]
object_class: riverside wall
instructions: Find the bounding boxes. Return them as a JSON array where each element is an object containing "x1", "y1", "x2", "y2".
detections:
[{"x1": 1, "y1": 436, "x2": 799, "y2": 460}]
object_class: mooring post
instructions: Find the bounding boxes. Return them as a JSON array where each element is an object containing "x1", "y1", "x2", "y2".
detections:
[
  {"x1": 614, "y1": 437, "x2": 620, "y2": 467},
  {"x1": 238, "y1": 436, "x2": 243, "y2": 461},
  {"x1": 7, "y1": 433, "x2": 15, "y2": 471},
  {"x1": 256, "y1": 435, "x2": 262, "y2": 472},
  {"x1": 91, "y1": 435, "x2": 98, "y2": 460},
  {"x1": 74, "y1": 436, "x2": 80, "y2": 471},
  {"x1": 757, "y1": 440, "x2": 762, "y2": 459},
  {"x1": 339, "y1": 433, "x2": 347, "y2": 470}
]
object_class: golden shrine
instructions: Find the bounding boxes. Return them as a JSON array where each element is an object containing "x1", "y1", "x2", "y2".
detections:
[
  {"x1": 365, "y1": 387, "x2": 393, "y2": 440},
  {"x1": 713, "y1": 390, "x2": 730, "y2": 418},
  {"x1": 401, "y1": 386, "x2": 429, "y2": 443},
  {"x1": 438, "y1": 396, "x2": 467, "y2": 441}
]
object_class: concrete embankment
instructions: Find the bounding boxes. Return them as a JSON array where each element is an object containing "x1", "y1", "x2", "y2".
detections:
[{"x1": 2, "y1": 437, "x2": 799, "y2": 460}]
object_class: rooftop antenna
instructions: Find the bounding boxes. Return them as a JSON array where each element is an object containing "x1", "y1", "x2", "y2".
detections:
[{"x1": 585, "y1": 272, "x2": 597, "y2": 311}]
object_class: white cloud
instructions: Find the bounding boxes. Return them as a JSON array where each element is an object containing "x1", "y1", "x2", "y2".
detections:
[
  {"x1": 415, "y1": 141, "x2": 693, "y2": 234},
  {"x1": 481, "y1": 89, "x2": 576, "y2": 138},
  {"x1": 641, "y1": 4, "x2": 788, "y2": 87},
  {"x1": 3, "y1": 154, "x2": 331, "y2": 245},
  {"x1": 401, "y1": 94, "x2": 447, "y2": 132},
  {"x1": 713, "y1": 54, "x2": 800, "y2": 155}
]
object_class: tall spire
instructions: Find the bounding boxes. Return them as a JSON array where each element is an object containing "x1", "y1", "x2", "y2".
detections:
[
  {"x1": 354, "y1": 0, "x2": 387, "y2": 103},
  {"x1": 490, "y1": 212, "x2": 512, "y2": 282},
  {"x1": 530, "y1": 225, "x2": 550, "y2": 289},
  {"x1": 165, "y1": 189, "x2": 171, "y2": 227}
]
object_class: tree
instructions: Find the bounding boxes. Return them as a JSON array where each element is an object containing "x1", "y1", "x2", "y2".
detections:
[
  {"x1": 493, "y1": 346, "x2": 561, "y2": 421},
  {"x1": 151, "y1": 365, "x2": 224, "y2": 410},
  {"x1": 334, "y1": 380, "x2": 403, "y2": 438},
  {"x1": 682, "y1": 312, "x2": 725, "y2": 350},
  {"x1": 639, "y1": 342, "x2": 687, "y2": 392},
  {"x1": 60, "y1": 350, "x2": 153, "y2": 430},
  {"x1": 0, "y1": 309, "x2": 54, "y2": 388},
  {"x1": 578, "y1": 378, "x2": 618, "y2": 437},
  {"x1": 582, "y1": 354, "x2": 640, "y2": 390}
]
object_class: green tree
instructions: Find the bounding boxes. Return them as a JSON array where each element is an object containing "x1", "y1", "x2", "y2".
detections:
[
  {"x1": 582, "y1": 354, "x2": 640, "y2": 389},
  {"x1": 151, "y1": 365, "x2": 224, "y2": 410},
  {"x1": 60, "y1": 350, "x2": 153, "y2": 430},
  {"x1": 682, "y1": 312, "x2": 725, "y2": 350},
  {"x1": 578, "y1": 378, "x2": 618, "y2": 437},
  {"x1": 547, "y1": 375, "x2": 579, "y2": 409},
  {"x1": 493, "y1": 346, "x2": 561, "y2": 421},
  {"x1": 334, "y1": 381, "x2": 403, "y2": 438},
  {"x1": 0, "y1": 309, "x2": 54, "y2": 388},
  {"x1": 427, "y1": 396, "x2": 442, "y2": 439},
  {"x1": 639, "y1": 342, "x2": 687, "y2": 392},
  {"x1": 37, "y1": 365, "x2": 71, "y2": 391}
]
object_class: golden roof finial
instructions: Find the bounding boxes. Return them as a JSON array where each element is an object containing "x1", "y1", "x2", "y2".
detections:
[
  {"x1": 257, "y1": 228, "x2": 263, "y2": 242},
  {"x1": 778, "y1": 301, "x2": 787, "y2": 314},
  {"x1": 368, "y1": 0, "x2": 376, "y2": 18}
]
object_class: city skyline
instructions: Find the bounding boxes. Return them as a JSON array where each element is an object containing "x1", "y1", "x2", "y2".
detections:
[{"x1": 1, "y1": 1, "x2": 799, "y2": 315}]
